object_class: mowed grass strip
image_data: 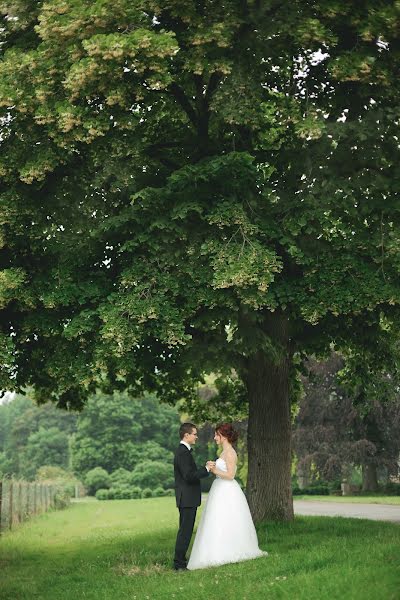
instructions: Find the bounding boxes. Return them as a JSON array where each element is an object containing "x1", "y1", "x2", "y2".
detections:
[
  {"x1": 294, "y1": 495, "x2": 400, "y2": 505},
  {"x1": 0, "y1": 497, "x2": 399, "y2": 600}
]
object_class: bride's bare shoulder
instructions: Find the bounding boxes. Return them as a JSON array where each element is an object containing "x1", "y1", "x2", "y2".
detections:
[{"x1": 226, "y1": 447, "x2": 237, "y2": 461}]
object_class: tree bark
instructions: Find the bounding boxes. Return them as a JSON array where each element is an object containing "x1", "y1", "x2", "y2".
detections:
[
  {"x1": 362, "y1": 463, "x2": 378, "y2": 492},
  {"x1": 245, "y1": 314, "x2": 294, "y2": 522}
]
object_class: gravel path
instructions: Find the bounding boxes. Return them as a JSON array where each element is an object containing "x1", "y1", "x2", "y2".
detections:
[{"x1": 294, "y1": 500, "x2": 400, "y2": 523}]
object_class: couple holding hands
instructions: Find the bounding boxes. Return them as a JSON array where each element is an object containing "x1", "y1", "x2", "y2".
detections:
[{"x1": 173, "y1": 422, "x2": 267, "y2": 571}]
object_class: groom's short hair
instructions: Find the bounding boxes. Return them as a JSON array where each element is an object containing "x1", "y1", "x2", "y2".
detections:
[{"x1": 179, "y1": 422, "x2": 197, "y2": 439}]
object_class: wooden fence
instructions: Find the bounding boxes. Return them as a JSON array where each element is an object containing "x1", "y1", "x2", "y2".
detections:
[{"x1": 0, "y1": 479, "x2": 59, "y2": 534}]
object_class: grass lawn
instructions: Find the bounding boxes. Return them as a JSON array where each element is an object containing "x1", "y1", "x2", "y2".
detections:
[
  {"x1": 0, "y1": 497, "x2": 399, "y2": 600},
  {"x1": 294, "y1": 495, "x2": 400, "y2": 505}
]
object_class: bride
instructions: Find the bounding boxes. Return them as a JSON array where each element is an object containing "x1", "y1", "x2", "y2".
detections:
[{"x1": 187, "y1": 423, "x2": 267, "y2": 570}]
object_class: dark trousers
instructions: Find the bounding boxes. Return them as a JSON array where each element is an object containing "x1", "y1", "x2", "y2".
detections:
[{"x1": 173, "y1": 506, "x2": 197, "y2": 569}]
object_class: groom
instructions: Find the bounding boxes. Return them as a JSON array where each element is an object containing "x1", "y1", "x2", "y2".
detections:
[{"x1": 173, "y1": 422, "x2": 214, "y2": 571}]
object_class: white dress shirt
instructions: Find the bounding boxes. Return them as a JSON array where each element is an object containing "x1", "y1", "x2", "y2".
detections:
[{"x1": 180, "y1": 440, "x2": 210, "y2": 471}]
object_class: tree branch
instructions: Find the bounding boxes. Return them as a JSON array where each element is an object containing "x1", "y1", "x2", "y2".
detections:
[
  {"x1": 204, "y1": 71, "x2": 223, "y2": 104},
  {"x1": 168, "y1": 82, "x2": 198, "y2": 128}
]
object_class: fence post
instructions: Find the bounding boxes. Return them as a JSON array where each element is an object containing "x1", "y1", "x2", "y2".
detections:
[
  {"x1": 25, "y1": 481, "x2": 31, "y2": 519},
  {"x1": 9, "y1": 480, "x2": 13, "y2": 530},
  {"x1": 0, "y1": 480, "x2": 2, "y2": 535},
  {"x1": 18, "y1": 481, "x2": 23, "y2": 524},
  {"x1": 33, "y1": 482, "x2": 37, "y2": 515}
]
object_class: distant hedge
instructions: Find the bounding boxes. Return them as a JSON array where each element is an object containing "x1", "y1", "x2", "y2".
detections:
[
  {"x1": 95, "y1": 486, "x2": 175, "y2": 500},
  {"x1": 292, "y1": 486, "x2": 330, "y2": 496}
]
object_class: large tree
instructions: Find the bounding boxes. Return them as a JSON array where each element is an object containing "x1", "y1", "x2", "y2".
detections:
[
  {"x1": 1, "y1": 1, "x2": 400, "y2": 520},
  {"x1": 293, "y1": 353, "x2": 400, "y2": 491}
]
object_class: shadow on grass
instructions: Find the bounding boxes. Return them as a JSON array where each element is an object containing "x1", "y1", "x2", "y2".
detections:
[
  {"x1": 3, "y1": 514, "x2": 396, "y2": 579},
  {"x1": 1, "y1": 512, "x2": 400, "y2": 600},
  {"x1": 256, "y1": 515, "x2": 399, "y2": 575}
]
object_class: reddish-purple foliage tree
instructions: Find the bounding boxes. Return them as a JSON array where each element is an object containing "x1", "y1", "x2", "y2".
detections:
[{"x1": 293, "y1": 354, "x2": 400, "y2": 491}]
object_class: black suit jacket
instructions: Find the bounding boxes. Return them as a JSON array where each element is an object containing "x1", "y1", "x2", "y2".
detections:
[{"x1": 174, "y1": 443, "x2": 209, "y2": 508}]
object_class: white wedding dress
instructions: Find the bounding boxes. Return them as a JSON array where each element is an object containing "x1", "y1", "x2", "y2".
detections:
[{"x1": 187, "y1": 457, "x2": 267, "y2": 570}]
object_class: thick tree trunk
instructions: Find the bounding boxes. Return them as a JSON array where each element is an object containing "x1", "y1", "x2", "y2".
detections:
[
  {"x1": 362, "y1": 463, "x2": 378, "y2": 492},
  {"x1": 245, "y1": 315, "x2": 294, "y2": 522}
]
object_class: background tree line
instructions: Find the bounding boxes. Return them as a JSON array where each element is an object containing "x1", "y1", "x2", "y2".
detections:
[
  {"x1": 0, "y1": 391, "x2": 188, "y2": 498},
  {"x1": 2, "y1": 350, "x2": 399, "y2": 498}
]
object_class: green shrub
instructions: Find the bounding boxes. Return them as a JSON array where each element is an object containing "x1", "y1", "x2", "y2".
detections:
[
  {"x1": 36, "y1": 466, "x2": 83, "y2": 498},
  {"x1": 85, "y1": 468, "x2": 111, "y2": 494},
  {"x1": 84, "y1": 467, "x2": 111, "y2": 495},
  {"x1": 112, "y1": 486, "x2": 127, "y2": 499},
  {"x1": 95, "y1": 488, "x2": 109, "y2": 500},
  {"x1": 292, "y1": 485, "x2": 329, "y2": 496},
  {"x1": 36, "y1": 466, "x2": 71, "y2": 480},
  {"x1": 141, "y1": 488, "x2": 153, "y2": 498},
  {"x1": 130, "y1": 486, "x2": 142, "y2": 499},
  {"x1": 97, "y1": 485, "x2": 173, "y2": 500},
  {"x1": 62, "y1": 482, "x2": 76, "y2": 496},
  {"x1": 107, "y1": 488, "x2": 115, "y2": 500},
  {"x1": 97, "y1": 486, "x2": 144, "y2": 500},
  {"x1": 328, "y1": 479, "x2": 342, "y2": 492},
  {"x1": 110, "y1": 468, "x2": 132, "y2": 486},
  {"x1": 53, "y1": 487, "x2": 71, "y2": 509},
  {"x1": 384, "y1": 482, "x2": 400, "y2": 496},
  {"x1": 131, "y1": 461, "x2": 174, "y2": 490},
  {"x1": 119, "y1": 486, "x2": 133, "y2": 499}
]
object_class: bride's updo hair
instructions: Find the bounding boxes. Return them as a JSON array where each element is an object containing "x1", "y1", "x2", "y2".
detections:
[{"x1": 215, "y1": 423, "x2": 239, "y2": 444}]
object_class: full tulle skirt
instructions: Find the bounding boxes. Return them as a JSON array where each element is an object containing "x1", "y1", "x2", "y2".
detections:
[{"x1": 187, "y1": 478, "x2": 268, "y2": 570}]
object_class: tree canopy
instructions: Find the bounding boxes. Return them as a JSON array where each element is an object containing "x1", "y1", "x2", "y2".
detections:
[{"x1": 1, "y1": 0, "x2": 399, "y2": 403}]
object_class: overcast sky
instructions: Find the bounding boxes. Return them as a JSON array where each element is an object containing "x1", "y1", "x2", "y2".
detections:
[{"x1": 0, "y1": 391, "x2": 16, "y2": 405}]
